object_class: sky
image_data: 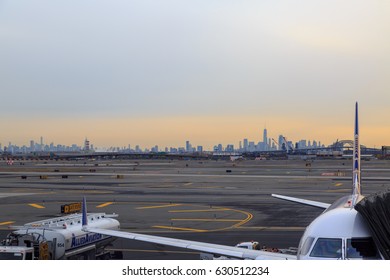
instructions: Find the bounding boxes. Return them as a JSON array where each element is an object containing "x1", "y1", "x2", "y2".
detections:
[{"x1": 1, "y1": 0, "x2": 389, "y2": 150}]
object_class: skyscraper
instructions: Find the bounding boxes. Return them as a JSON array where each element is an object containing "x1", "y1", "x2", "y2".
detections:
[
  {"x1": 84, "y1": 138, "x2": 90, "y2": 151},
  {"x1": 185, "y1": 141, "x2": 192, "y2": 152},
  {"x1": 263, "y1": 128, "x2": 268, "y2": 151},
  {"x1": 30, "y1": 140, "x2": 35, "y2": 152},
  {"x1": 243, "y1": 139, "x2": 248, "y2": 152},
  {"x1": 278, "y1": 135, "x2": 284, "y2": 151}
]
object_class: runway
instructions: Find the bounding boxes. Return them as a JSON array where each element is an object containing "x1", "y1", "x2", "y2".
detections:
[{"x1": 1, "y1": 158, "x2": 389, "y2": 259}]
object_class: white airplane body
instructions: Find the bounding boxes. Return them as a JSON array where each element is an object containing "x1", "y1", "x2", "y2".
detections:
[{"x1": 84, "y1": 103, "x2": 383, "y2": 260}]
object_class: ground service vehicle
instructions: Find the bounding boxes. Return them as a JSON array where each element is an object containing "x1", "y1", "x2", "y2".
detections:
[{"x1": 0, "y1": 212, "x2": 121, "y2": 260}]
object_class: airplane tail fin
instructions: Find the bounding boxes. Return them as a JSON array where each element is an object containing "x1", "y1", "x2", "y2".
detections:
[
  {"x1": 352, "y1": 102, "x2": 361, "y2": 206},
  {"x1": 82, "y1": 196, "x2": 88, "y2": 228}
]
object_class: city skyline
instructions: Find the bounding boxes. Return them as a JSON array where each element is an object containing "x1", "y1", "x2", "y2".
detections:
[
  {"x1": 0, "y1": 124, "x2": 363, "y2": 155},
  {"x1": 1, "y1": 1, "x2": 389, "y2": 149},
  {"x1": 1, "y1": 111, "x2": 387, "y2": 151}
]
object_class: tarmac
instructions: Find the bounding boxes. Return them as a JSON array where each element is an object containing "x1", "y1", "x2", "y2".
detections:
[{"x1": 1, "y1": 157, "x2": 389, "y2": 259}]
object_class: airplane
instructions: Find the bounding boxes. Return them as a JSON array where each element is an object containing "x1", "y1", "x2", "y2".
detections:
[{"x1": 83, "y1": 102, "x2": 384, "y2": 260}]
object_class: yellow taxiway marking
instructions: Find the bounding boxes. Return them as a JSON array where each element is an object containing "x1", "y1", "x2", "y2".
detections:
[
  {"x1": 326, "y1": 189, "x2": 350, "y2": 193},
  {"x1": 0, "y1": 221, "x2": 15, "y2": 226},
  {"x1": 152, "y1": 225, "x2": 207, "y2": 232},
  {"x1": 96, "y1": 202, "x2": 114, "y2": 208},
  {"x1": 136, "y1": 204, "x2": 182, "y2": 210},
  {"x1": 334, "y1": 183, "x2": 343, "y2": 187},
  {"x1": 232, "y1": 209, "x2": 253, "y2": 228},
  {"x1": 167, "y1": 207, "x2": 253, "y2": 232},
  {"x1": 28, "y1": 203, "x2": 45, "y2": 209},
  {"x1": 171, "y1": 218, "x2": 242, "y2": 222},
  {"x1": 239, "y1": 226, "x2": 306, "y2": 231},
  {"x1": 169, "y1": 208, "x2": 229, "y2": 213}
]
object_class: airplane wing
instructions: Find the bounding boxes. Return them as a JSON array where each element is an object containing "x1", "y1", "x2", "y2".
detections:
[
  {"x1": 85, "y1": 227, "x2": 296, "y2": 260},
  {"x1": 272, "y1": 194, "x2": 330, "y2": 209}
]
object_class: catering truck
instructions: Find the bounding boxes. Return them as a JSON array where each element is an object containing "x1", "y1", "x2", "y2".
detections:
[{"x1": 0, "y1": 212, "x2": 121, "y2": 260}]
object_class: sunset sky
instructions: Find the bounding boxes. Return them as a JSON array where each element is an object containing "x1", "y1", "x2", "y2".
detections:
[{"x1": 1, "y1": 1, "x2": 389, "y2": 150}]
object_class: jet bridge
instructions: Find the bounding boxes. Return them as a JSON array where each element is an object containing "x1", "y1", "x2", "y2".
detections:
[{"x1": 355, "y1": 190, "x2": 390, "y2": 259}]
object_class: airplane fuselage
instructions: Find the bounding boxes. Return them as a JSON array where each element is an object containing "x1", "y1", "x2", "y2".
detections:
[{"x1": 296, "y1": 195, "x2": 381, "y2": 260}]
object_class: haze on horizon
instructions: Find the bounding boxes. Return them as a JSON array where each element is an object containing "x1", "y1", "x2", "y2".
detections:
[{"x1": 1, "y1": 1, "x2": 389, "y2": 150}]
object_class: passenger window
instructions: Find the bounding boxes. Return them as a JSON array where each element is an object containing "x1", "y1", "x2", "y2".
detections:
[
  {"x1": 310, "y1": 238, "x2": 342, "y2": 258},
  {"x1": 346, "y1": 238, "x2": 380, "y2": 259}
]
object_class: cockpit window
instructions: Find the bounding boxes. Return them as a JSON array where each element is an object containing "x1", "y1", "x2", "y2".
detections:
[
  {"x1": 346, "y1": 238, "x2": 380, "y2": 259},
  {"x1": 300, "y1": 237, "x2": 315, "y2": 256},
  {"x1": 310, "y1": 238, "x2": 342, "y2": 258}
]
